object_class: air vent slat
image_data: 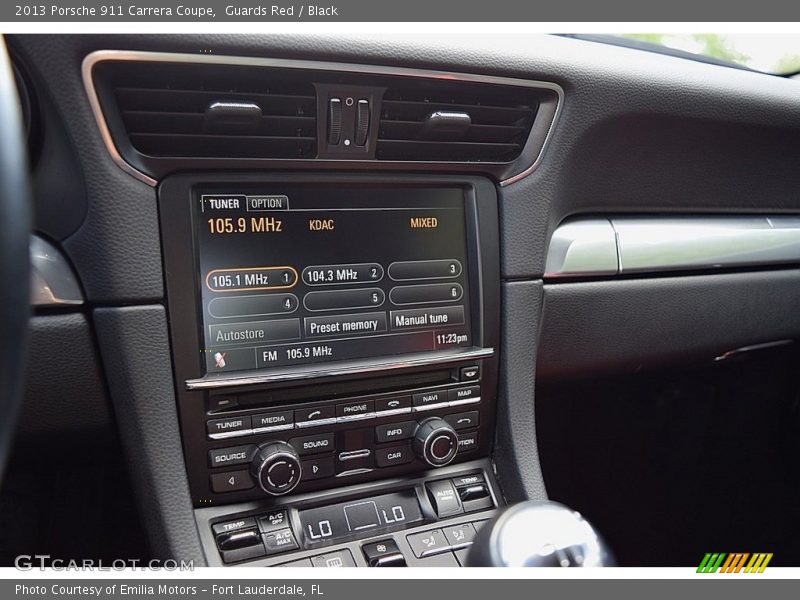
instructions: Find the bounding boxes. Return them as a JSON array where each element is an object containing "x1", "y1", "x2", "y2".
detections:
[
  {"x1": 102, "y1": 62, "x2": 318, "y2": 159},
  {"x1": 377, "y1": 80, "x2": 539, "y2": 162},
  {"x1": 116, "y1": 88, "x2": 315, "y2": 116},
  {"x1": 379, "y1": 120, "x2": 526, "y2": 143},
  {"x1": 130, "y1": 133, "x2": 316, "y2": 158},
  {"x1": 376, "y1": 140, "x2": 522, "y2": 162},
  {"x1": 121, "y1": 111, "x2": 317, "y2": 137}
]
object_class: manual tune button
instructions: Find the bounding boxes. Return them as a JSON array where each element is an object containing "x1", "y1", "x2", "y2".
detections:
[{"x1": 250, "y1": 441, "x2": 302, "y2": 496}]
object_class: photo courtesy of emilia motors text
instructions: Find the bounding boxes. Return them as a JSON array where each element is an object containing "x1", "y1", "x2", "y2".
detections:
[{"x1": 2, "y1": 0, "x2": 800, "y2": 597}]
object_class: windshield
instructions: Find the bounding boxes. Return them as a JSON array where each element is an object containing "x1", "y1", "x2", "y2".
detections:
[{"x1": 615, "y1": 34, "x2": 800, "y2": 75}]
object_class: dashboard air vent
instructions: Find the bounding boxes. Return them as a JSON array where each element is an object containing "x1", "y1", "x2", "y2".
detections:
[
  {"x1": 377, "y1": 80, "x2": 539, "y2": 162},
  {"x1": 100, "y1": 62, "x2": 317, "y2": 159}
]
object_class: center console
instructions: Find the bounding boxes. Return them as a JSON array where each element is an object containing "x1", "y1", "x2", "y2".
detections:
[{"x1": 160, "y1": 174, "x2": 501, "y2": 566}]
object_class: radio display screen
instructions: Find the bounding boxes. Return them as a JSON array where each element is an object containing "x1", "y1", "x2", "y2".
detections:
[{"x1": 194, "y1": 185, "x2": 473, "y2": 375}]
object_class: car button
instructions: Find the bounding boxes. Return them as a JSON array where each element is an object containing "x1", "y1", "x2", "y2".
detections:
[{"x1": 375, "y1": 445, "x2": 414, "y2": 468}]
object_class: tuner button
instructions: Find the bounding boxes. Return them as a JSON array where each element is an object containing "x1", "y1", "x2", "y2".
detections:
[
  {"x1": 250, "y1": 442, "x2": 302, "y2": 496},
  {"x1": 413, "y1": 417, "x2": 459, "y2": 467}
]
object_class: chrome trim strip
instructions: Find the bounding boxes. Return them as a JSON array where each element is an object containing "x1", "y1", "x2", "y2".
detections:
[
  {"x1": 251, "y1": 423, "x2": 294, "y2": 435},
  {"x1": 376, "y1": 407, "x2": 413, "y2": 418},
  {"x1": 448, "y1": 397, "x2": 482, "y2": 408},
  {"x1": 208, "y1": 429, "x2": 253, "y2": 440},
  {"x1": 714, "y1": 339, "x2": 793, "y2": 362},
  {"x1": 613, "y1": 216, "x2": 800, "y2": 274},
  {"x1": 295, "y1": 418, "x2": 338, "y2": 429},
  {"x1": 336, "y1": 413, "x2": 376, "y2": 424},
  {"x1": 544, "y1": 219, "x2": 618, "y2": 278},
  {"x1": 30, "y1": 236, "x2": 84, "y2": 306},
  {"x1": 336, "y1": 468, "x2": 373, "y2": 477},
  {"x1": 545, "y1": 216, "x2": 800, "y2": 279},
  {"x1": 186, "y1": 347, "x2": 494, "y2": 390},
  {"x1": 338, "y1": 449, "x2": 371, "y2": 461},
  {"x1": 81, "y1": 50, "x2": 563, "y2": 188},
  {"x1": 412, "y1": 402, "x2": 450, "y2": 413}
]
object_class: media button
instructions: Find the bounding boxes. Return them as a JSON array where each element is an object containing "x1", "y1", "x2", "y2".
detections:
[
  {"x1": 207, "y1": 416, "x2": 252, "y2": 439},
  {"x1": 295, "y1": 405, "x2": 336, "y2": 428},
  {"x1": 290, "y1": 432, "x2": 334, "y2": 456},
  {"x1": 252, "y1": 410, "x2": 294, "y2": 432}
]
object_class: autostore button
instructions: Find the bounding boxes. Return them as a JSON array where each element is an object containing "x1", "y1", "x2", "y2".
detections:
[
  {"x1": 390, "y1": 306, "x2": 465, "y2": 331},
  {"x1": 252, "y1": 410, "x2": 294, "y2": 431},
  {"x1": 290, "y1": 432, "x2": 334, "y2": 455},
  {"x1": 304, "y1": 312, "x2": 387, "y2": 338},
  {"x1": 375, "y1": 445, "x2": 414, "y2": 468},
  {"x1": 336, "y1": 399, "x2": 375, "y2": 420},
  {"x1": 207, "y1": 416, "x2": 251, "y2": 437},
  {"x1": 208, "y1": 444, "x2": 257, "y2": 468},
  {"x1": 448, "y1": 386, "x2": 480, "y2": 402},
  {"x1": 209, "y1": 319, "x2": 301, "y2": 346}
]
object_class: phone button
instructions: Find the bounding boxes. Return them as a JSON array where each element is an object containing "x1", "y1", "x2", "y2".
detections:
[{"x1": 295, "y1": 405, "x2": 336, "y2": 428}]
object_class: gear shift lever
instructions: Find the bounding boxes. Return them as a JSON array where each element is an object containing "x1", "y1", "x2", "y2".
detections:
[{"x1": 467, "y1": 501, "x2": 614, "y2": 567}]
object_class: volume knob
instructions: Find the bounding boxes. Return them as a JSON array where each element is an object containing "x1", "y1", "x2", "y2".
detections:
[
  {"x1": 250, "y1": 441, "x2": 302, "y2": 496},
  {"x1": 413, "y1": 417, "x2": 459, "y2": 467}
]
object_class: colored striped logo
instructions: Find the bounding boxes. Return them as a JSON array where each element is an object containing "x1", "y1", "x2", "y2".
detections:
[{"x1": 697, "y1": 553, "x2": 773, "y2": 573}]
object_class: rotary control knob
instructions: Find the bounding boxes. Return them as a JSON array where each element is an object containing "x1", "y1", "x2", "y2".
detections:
[
  {"x1": 250, "y1": 441, "x2": 302, "y2": 496},
  {"x1": 413, "y1": 417, "x2": 459, "y2": 467}
]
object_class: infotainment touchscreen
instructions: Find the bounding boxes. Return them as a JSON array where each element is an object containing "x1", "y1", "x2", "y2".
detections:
[{"x1": 194, "y1": 186, "x2": 474, "y2": 375}]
